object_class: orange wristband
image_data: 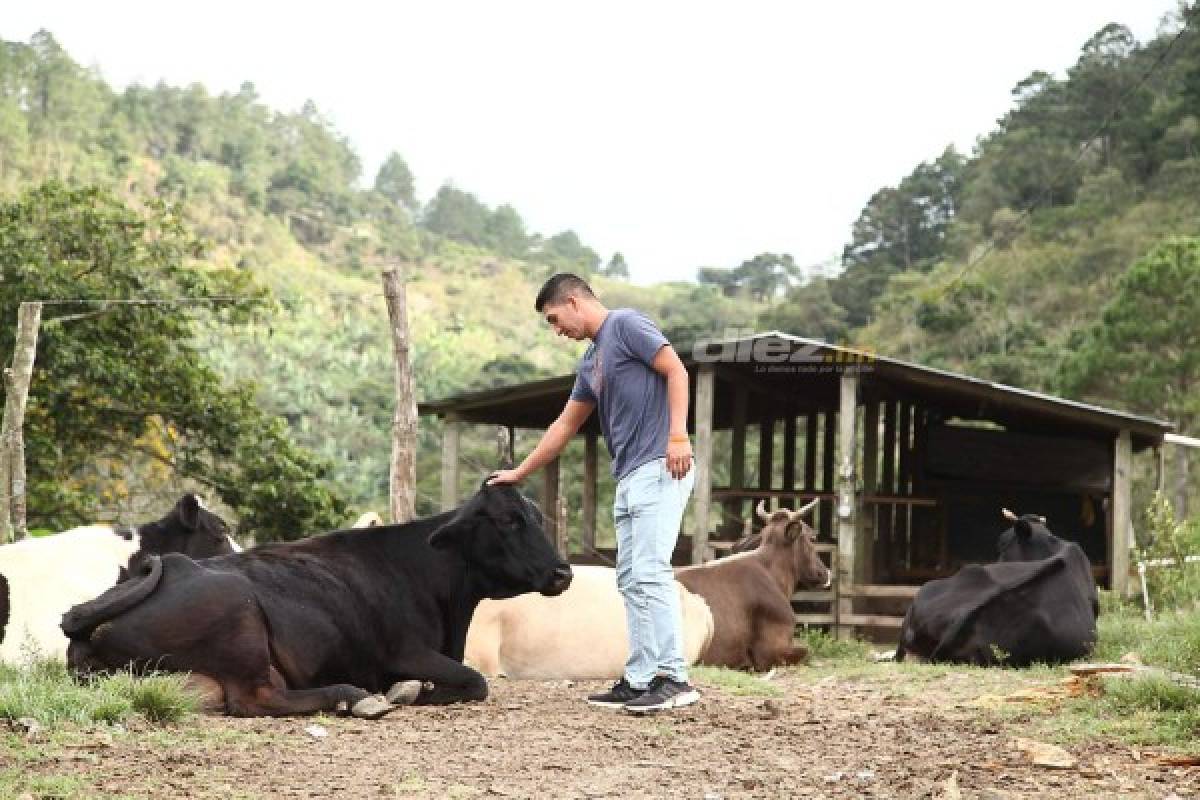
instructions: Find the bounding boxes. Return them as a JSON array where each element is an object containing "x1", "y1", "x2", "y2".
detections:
[{"x1": 669, "y1": 434, "x2": 689, "y2": 443}]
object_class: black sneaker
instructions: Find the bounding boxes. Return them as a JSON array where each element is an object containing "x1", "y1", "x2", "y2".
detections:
[
  {"x1": 623, "y1": 675, "x2": 700, "y2": 714},
  {"x1": 586, "y1": 677, "x2": 644, "y2": 708}
]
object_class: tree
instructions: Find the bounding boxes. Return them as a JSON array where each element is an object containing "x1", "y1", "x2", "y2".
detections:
[
  {"x1": 696, "y1": 266, "x2": 741, "y2": 297},
  {"x1": 532, "y1": 230, "x2": 601, "y2": 274},
  {"x1": 697, "y1": 253, "x2": 800, "y2": 300},
  {"x1": 0, "y1": 182, "x2": 345, "y2": 539},
  {"x1": 374, "y1": 151, "x2": 417, "y2": 213},
  {"x1": 735, "y1": 253, "x2": 800, "y2": 301},
  {"x1": 832, "y1": 147, "x2": 965, "y2": 326},
  {"x1": 1059, "y1": 237, "x2": 1200, "y2": 514},
  {"x1": 484, "y1": 204, "x2": 529, "y2": 258},
  {"x1": 603, "y1": 252, "x2": 630, "y2": 279},
  {"x1": 757, "y1": 278, "x2": 849, "y2": 343},
  {"x1": 422, "y1": 184, "x2": 491, "y2": 246}
]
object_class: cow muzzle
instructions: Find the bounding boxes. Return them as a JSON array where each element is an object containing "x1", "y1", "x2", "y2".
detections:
[{"x1": 542, "y1": 565, "x2": 573, "y2": 596}]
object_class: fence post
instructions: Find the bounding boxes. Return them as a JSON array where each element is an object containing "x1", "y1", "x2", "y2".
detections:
[
  {"x1": 382, "y1": 270, "x2": 417, "y2": 524},
  {"x1": 0, "y1": 302, "x2": 42, "y2": 542}
]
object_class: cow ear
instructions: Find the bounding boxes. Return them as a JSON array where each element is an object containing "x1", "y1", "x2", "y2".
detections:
[{"x1": 178, "y1": 494, "x2": 201, "y2": 531}]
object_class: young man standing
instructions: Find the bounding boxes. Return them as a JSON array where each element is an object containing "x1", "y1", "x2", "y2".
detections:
[{"x1": 487, "y1": 273, "x2": 700, "y2": 713}]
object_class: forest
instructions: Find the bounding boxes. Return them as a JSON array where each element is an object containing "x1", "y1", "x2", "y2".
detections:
[{"x1": 0, "y1": 10, "x2": 1197, "y2": 543}]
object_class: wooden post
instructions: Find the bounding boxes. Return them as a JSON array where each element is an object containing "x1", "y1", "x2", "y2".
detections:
[
  {"x1": 804, "y1": 413, "x2": 818, "y2": 495},
  {"x1": 758, "y1": 414, "x2": 775, "y2": 492},
  {"x1": 692, "y1": 365, "x2": 715, "y2": 564},
  {"x1": 782, "y1": 414, "x2": 796, "y2": 502},
  {"x1": 382, "y1": 270, "x2": 417, "y2": 523},
  {"x1": 543, "y1": 457, "x2": 560, "y2": 545},
  {"x1": 878, "y1": 400, "x2": 897, "y2": 579},
  {"x1": 821, "y1": 410, "x2": 835, "y2": 539},
  {"x1": 835, "y1": 371, "x2": 859, "y2": 640},
  {"x1": 556, "y1": 494, "x2": 569, "y2": 557},
  {"x1": 496, "y1": 426, "x2": 514, "y2": 469},
  {"x1": 583, "y1": 430, "x2": 598, "y2": 553},
  {"x1": 1112, "y1": 430, "x2": 1133, "y2": 597},
  {"x1": 440, "y1": 414, "x2": 461, "y2": 511},
  {"x1": 0, "y1": 302, "x2": 42, "y2": 542},
  {"x1": 896, "y1": 402, "x2": 912, "y2": 567},
  {"x1": 724, "y1": 383, "x2": 748, "y2": 534},
  {"x1": 861, "y1": 401, "x2": 879, "y2": 585}
]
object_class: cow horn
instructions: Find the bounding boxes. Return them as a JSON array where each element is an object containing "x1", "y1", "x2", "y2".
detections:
[
  {"x1": 1001, "y1": 508, "x2": 1018, "y2": 522},
  {"x1": 1036, "y1": 515, "x2": 1047, "y2": 525},
  {"x1": 756, "y1": 499, "x2": 770, "y2": 522},
  {"x1": 794, "y1": 499, "x2": 819, "y2": 518}
]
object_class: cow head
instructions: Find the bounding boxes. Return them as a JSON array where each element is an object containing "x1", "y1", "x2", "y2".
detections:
[
  {"x1": 755, "y1": 499, "x2": 832, "y2": 589},
  {"x1": 996, "y1": 508, "x2": 1063, "y2": 562},
  {"x1": 428, "y1": 483, "x2": 573, "y2": 599},
  {"x1": 119, "y1": 494, "x2": 238, "y2": 582}
]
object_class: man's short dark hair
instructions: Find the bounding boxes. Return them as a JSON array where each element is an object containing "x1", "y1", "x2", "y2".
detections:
[{"x1": 535, "y1": 273, "x2": 596, "y2": 312}]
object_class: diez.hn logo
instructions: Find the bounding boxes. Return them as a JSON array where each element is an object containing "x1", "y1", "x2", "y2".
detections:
[{"x1": 691, "y1": 329, "x2": 876, "y2": 373}]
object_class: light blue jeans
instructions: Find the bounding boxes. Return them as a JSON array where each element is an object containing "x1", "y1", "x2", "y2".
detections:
[{"x1": 614, "y1": 457, "x2": 695, "y2": 689}]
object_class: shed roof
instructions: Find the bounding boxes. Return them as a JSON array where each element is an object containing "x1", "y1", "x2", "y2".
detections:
[{"x1": 419, "y1": 332, "x2": 1172, "y2": 450}]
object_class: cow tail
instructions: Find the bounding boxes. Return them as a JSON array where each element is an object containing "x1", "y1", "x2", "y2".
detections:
[
  {"x1": 61, "y1": 555, "x2": 164, "y2": 639},
  {"x1": 929, "y1": 556, "x2": 1066, "y2": 663},
  {"x1": 0, "y1": 572, "x2": 9, "y2": 646}
]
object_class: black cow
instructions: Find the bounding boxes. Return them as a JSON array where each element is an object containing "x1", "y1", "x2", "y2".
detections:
[
  {"x1": 62, "y1": 484, "x2": 572, "y2": 718},
  {"x1": 894, "y1": 510, "x2": 1098, "y2": 666}
]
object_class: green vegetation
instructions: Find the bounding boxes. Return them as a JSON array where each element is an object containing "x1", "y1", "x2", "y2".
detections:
[
  {"x1": 2, "y1": 12, "x2": 1199, "y2": 537},
  {"x1": 797, "y1": 628, "x2": 872, "y2": 662},
  {"x1": 0, "y1": 659, "x2": 199, "y2": 726},
  {"x1": 690, "y1": 666, "x2": 783, "y2": 697},
  {"x1": 0, "y1": 182, "x2": 344, "y2": 540},
  {"x1": 0, "y1": 771, "x2": 93, "y2": 800}
]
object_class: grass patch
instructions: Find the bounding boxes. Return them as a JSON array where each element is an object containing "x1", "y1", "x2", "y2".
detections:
[
  {"x1": 797, "y1": 628, "x2": 872, "y2": 662},
  {"x1": 1104, "y1": 674, "x2": 1200, "y2": 714},
  {"x1": 0, "y1": 770, "x2": 90, "y2": 800},
  {"x1": 0, "y1": 659, "x2": 199, "y2": 726},
  {"x1": 1040, "y1": 677, "x2": 1200, "y2": 753},
  {"x1": 1092, "y1": 603, "x2": 1200, "y2": 674},
  {"x1": 691, "y1": 666, "x2": 783, "y2": 697}
]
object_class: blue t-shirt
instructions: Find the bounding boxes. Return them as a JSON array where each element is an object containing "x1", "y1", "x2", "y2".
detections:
[{"x1": 569, "y1": 308, "x2": 671, "y2": 481}]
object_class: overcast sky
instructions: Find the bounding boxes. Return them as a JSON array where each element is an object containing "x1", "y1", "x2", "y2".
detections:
[{"x1": 2, "y1": 2, "x2": 1183, "y2": 285}]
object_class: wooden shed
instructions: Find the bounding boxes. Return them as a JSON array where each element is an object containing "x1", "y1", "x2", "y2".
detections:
[{"x1": 420, "y1": 332, "x2": 1172, "y2": 638}]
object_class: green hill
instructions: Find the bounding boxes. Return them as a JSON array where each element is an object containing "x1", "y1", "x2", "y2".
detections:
[{"x1": 1, "y1": 12, "x2": 1198, "y2": 538}]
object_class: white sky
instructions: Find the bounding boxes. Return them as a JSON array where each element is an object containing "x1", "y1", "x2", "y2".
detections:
[{"x1": 1, "y1": 1, "x2": 1183, "y2": 285}]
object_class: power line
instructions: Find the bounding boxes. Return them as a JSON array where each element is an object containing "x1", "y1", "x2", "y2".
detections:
[{"x1": 938, "y1": 6, "x2": 1198, "y2": 295}]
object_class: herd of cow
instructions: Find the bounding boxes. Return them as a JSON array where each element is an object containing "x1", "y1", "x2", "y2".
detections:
[{"x1": 0, "y1": 485, "x2": 1099, "y2": 719}]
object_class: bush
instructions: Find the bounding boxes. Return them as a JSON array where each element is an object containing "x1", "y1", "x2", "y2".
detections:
[{"x1": 1137, "y1": 492, "x2": 1200, "y2": 612}]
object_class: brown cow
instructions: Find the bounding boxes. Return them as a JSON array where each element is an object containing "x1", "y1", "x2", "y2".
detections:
[{"x1": 675, "y1": 499, "x2": 830, "y2": 671}]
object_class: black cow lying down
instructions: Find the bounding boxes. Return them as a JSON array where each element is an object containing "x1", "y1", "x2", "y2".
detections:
[
  {"x1": 895, "y1": 509, "x2": 1098, "y2": 667},
  {"x1": 62, "y1": 484, "x2": 572, "y2": 719}
]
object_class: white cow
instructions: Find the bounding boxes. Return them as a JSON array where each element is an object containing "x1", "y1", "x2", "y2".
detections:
[
  {"x1": 0, "y1": 494, "x2": 239, "y2": 663},
  {"x1": 464, "y1": 565, "x2": 713, "y2": 680}
]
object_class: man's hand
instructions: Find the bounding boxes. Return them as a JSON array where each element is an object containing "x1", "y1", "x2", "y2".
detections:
[
  {"x1": 487, "y1": 468, "x2": 523, "y2": 486},
  {"x1": 666, "y1": 438, "x2": 693, "y2": 480}
]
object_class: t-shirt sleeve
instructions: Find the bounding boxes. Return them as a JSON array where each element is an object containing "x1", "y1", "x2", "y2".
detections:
[
  {"x1": 617, "y1": 311, "x2": 670, "y2": 367},
  {"x1": 569, "y1": 369, "x2": 596, "y2": 404}
]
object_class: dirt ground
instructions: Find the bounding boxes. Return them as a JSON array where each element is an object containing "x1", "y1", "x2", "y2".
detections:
[{"x1": 15, "y1": 667, "x2": 1200, "y2": 799}]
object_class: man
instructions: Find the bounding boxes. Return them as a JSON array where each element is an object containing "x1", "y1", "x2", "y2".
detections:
[{"x1": 488, "y1": 273, "x2": 699, "y2": 713}]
